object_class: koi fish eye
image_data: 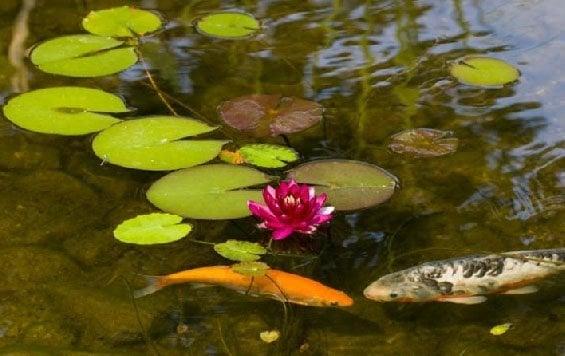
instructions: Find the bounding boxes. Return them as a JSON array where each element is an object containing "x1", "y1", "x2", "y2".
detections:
[{"x1": 389, "y1": 292, "x2": 399, "y2": 299}]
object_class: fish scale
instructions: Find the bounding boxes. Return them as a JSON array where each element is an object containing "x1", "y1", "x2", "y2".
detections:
[{"x1": 364, "y1": 248, "x2": 564, "y2": 304}]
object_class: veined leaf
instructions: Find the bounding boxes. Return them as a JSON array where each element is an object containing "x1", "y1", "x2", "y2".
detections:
[
  {"x1": 92, "y1": 116, "x2": 228, "y2": 171},
  {"x1": 147, "y1": 164, "x2": 272, "y2": 219},
  {"x1": 239, "y1": 144, "x2": 298, "y2": 168},
  {"x1": 196, "y1": 12, "x2": 260, "y2": 39},
  {"x1": 83, "y1": 6, "x2": 162, "y2": 37},
  {"x1": 214, "y1": 240, "x2": 267, "y2": 262},
  {"x1": 450, "y1": 56, "x2": 520, "y2": 87},
  {"x1": 2, "y1": 87, "x2": 126, "y2": 135},
  {"x1": 287, "y1": 160, "x2": 397, "y2": 211},
  {"x1": 114, "y1": 213, "x2": 191, "y2": 245},
  {"x1": 31, "y1": 35, "x2": 137, "y2": 77},
  {"x1": 232, "y1": 261, "x2": 270, "y2": 277}
]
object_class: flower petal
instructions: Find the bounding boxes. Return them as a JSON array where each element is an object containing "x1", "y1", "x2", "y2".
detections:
[
  {"x1": 248, "y1": 200, "x2": 276, "y2": 221},
  {"x1": 272, "y1": 227, "x2": 295, "y2": 240}
]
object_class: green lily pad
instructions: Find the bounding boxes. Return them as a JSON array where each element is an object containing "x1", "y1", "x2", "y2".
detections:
[
  {"x1": 114, "y1": 213, "x2": 192, "y2": 245},
  {"x1": 287, "y1": 160, "x2": 397, "y2": 211},
  {"x1": 196, "y1": 12, "x2": 260, "y2": 39},
  {"x1": 30, "y1": 35, "x2": 137, "y2": 77},
  {"x1": 83, "y1": 6, "x2": 162, "y2": 37},
  {"x1": 2, "y1": 87, "x2": 126, "y2": 135},
  {"x1": 239, "y1": 144, "x2": 299, "y2": 168},
  {"x1": 92, "y1": 116, "x2": 227, "y2": 171},
  {"x1": 147, "y1": 164, "x2": 272, "y2": 219},
  {"x1": 232, "y1": 261, "x2": 270, "y2": 277},
  {"x1": 214, "y1": 239, "x2": 267, "y2": 262},
  {"x1": 450, "y1": 56, "x2": 520, "y2": 87},
  {"x1": 388, "y1": 128, "x2": 459, "y2": 158},
  {"x1": 219, "y1": 94, "x2": 323, "y2": 137}
]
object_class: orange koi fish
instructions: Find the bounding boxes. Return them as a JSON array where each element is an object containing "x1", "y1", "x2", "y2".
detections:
[{"x1": 135, "y1": 265, "x2": 353, "y2": 307}]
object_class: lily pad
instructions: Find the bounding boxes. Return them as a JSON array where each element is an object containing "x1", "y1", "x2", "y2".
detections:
[
  {"x1": 232, "y1": 261, "x2": 270, "y2": 277},
  {"x1": 92, "y1": 116, "x2": 228, "y2": 171},
  {"x1": 30, "y1": 35, "x2": 137, "y2": 77},
  {"x1": 239, "y1": 144, "x2": 299, "y2": 168},
  {"x1": 388, "y1": 128, "x2": 459, "y2": 158},
  {"x1": 287, "y1": 160, "x2": 397, "y2": 211},
  {"x1": 83, "y1": 6, "x2": 162, "y2": 37},
  {"x1": 2, "y1": 87, "x2": 126, "y2": 135},
  {"x1": 114, "y1": 213, "x2": 192, "y2": 245},
  {"x1": 214, "y1": 239, "x2": 267, "y2": 262},
  {"x1": 195, "y1": 12, "x2": 260, "y2": 39},
  {"x1": 147, "y1": 164, "x2": 272, "y2": 219},
  {"x1": 218, "y1": 94, "x2": 323, "y2": 137},
  {"x1": 450, "y1": 56, "x2": 520, "y2": 87}
]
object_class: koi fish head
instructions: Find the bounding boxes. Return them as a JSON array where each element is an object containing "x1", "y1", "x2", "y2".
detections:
[{"x1": 363, "y1": 278, "x2": 439, "y2": 303}]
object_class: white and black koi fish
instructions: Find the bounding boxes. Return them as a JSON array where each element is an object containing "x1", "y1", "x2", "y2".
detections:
[{"x1": 363, "y1": 248, "x2": 564, "y2": 304}]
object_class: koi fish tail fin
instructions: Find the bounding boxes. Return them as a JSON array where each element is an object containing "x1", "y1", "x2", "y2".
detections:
[{"x1": 134, "y1": 275, "x2": 163, "y2": 298}]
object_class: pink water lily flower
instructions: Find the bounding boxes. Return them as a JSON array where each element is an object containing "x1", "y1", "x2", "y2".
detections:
[{"x1": 247, "y1": 180, "x2": 335, "y2": 240}]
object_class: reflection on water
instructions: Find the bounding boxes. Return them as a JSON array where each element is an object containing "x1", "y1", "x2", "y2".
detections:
[{"x1": 0, "y1": 0, "x2": 563, "y2": 354}]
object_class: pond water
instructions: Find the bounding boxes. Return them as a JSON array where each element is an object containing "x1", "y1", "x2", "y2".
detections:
[{"x1": 0, "y1": 0, "x2": 563, "y2": 354}]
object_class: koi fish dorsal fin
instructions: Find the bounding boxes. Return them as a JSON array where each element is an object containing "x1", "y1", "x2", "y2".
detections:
[
  {"x1": 437, "y1": 296, "x2": 487, "y2": 304},
  {"x1": 134, "y1": 275, "x2": 164, "y2": 298},
  {"x1": 501, "y1": 285, "x2": 538, "y2": 295}
]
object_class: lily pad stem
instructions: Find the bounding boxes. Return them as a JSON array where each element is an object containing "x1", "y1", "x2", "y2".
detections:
[{"x1": 136, "y1": 47, "x2": 178, "y2": 116}]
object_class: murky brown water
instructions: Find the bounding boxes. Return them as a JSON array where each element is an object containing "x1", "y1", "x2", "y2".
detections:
[{"x1": 0, "y1": 0, "x2": 563, "y2": 354}]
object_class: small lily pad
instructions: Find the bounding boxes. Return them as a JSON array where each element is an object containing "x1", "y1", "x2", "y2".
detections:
[
  {"x1": 147, "y1": 164, "x2": 272, "y2": 219},
  {"x1": 287, "y1": 160, "x2": 397, "y2": 211},
  {"x1": 31, "y1": 35, "x2": 137, "y2": 77},
  {"x1": 388, "y1": 128, "x2": 459, "y2": 158},
  {"x1": 195, "y1": 12, "x2": 260, "y2": 39},
  {"x1": 450, "y1": 56, "x2": 520, "y2": 87},
  {"x1": 214, "y1": 239, "x2": 267, "y2": 262},
  {"x1": 83, "y1": 6, "x2": 162, "y2": 37},
  {"x1": 219, "y1": 94, "x2": 323, "y2": 137},
  {"x1": 114, "y1": 213, "x2": 192, "y2": 245},
  {"x1": 232, "y1": 261, "x2": 270, "y2": 277},
  {"x1": 490, "y1": 323, "x2": 513, "y2": 336},
  {"x1": 259, "y1": 330, "x2": 280, "y2": 343},
  {"x1": 239, "y1": 144, "x2": 299, "y2": 168},
  {"x1": 2, "y1": 87, "x2": 126, "y2": 135},
  {"x1": 92, "y1": 116, "x2": 228, "y2": 171}
]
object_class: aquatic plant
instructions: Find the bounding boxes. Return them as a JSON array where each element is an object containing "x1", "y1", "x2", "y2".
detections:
[{"x1": 248, "y1": 180, "x2": 334, "y2": 240}]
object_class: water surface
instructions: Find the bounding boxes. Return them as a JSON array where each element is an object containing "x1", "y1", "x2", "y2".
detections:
[{"x1": 0, "y1": 0, "x2": 563, "y2": 354}]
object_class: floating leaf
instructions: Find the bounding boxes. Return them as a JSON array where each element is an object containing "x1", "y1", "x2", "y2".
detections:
[
  {"x1": 83, "y1": 6, "x2": 162, "y2": 37},
  {"x1": 490, "y1": 323, "x2": 513, "y2": 336},
  {"x1": 287, "y1": 160, "x2": 397, "y2": 211},
  {"x1": 388, "y1": 128, "x2": 458, "y2": 158},
  {"x1": 92, "y1": 116, "x2": 228, "y2": 171},
  {"x1": 232, "y1": 261, "x2": 270, "y2": 277},
  {"x1": 195, "y1": 12, "x2": 260, "y2": 39},
  {"x1": 259, "y1": 330, "x2": 280, "y2": 343},
  {"x1": 239, "y1": 144, "x2": 299, "y2": 168},
  {"x1": 450, "y1": 56, "x2": 520, "y2": 87},
  {"x1": 114, "y1": 213, "x2": 191, "y2": 245},
  {"x1": 219, "y1": 149, "x2": 245, "y2": 165},
  {"x1": 30, "y1": 35, "x2": 137, "y2": 77},
  {"x1": 214, "y1": 239, "x2": 267, "y2": 262},
  {"x1": 219, "y1": 94, "x2": 323, "y2": 137},
  {"x1": 2, "y1": 87, "x2": 126, "y2": 135},
  {"x1": 147, "y1": 164, "x2": 272, "y2": 219}
]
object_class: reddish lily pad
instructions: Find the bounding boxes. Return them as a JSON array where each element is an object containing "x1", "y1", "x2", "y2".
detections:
[
  {"x1": 286, "y1": 160, "x2": 397, "y2": 211},
  {"x1": 218, "y1": 94, "x2": 323, "y2": 137},
  {"x1": 388, "y1": 128, "x2": 459, "y2": 158}
]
